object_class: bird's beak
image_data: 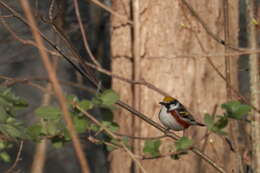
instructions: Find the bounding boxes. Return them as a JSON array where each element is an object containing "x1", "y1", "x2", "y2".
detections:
[{"x1": 159, "y1": 102, "x2": 166, "y2": 105}]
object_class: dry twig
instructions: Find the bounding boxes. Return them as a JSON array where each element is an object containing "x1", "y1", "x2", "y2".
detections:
[
  {"x1": 19, "y1": 1, "x2": 90, "y2": 172},
  {"x1": 5, "y1": 141, "x2": 24, "y2": 173}
]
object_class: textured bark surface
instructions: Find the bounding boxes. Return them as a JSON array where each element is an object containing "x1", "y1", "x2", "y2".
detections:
[{"x1": 110, "y1": 0, "x2": 239, "y2": 172}]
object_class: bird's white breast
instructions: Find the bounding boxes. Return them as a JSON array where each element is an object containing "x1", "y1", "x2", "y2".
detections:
[{"x1": 159, "y1": 106, "x2": 185, "y2": 131}]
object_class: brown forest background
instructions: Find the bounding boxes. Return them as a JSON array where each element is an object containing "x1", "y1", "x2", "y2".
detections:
[{"x1": 0, "y1": 0, "x2": 259, "y2": 173}]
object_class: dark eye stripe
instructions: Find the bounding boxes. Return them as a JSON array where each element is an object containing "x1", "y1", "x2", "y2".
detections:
[{"x1": 170, "y1": 100, "x2": 178, "y2": 105}]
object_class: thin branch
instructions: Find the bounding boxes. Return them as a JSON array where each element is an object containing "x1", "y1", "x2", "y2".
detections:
[
  {"x1": 0, "y1": 14, "x2": 13, "y2": 18},
  {"x1": 180, "y1": 5, "x2": 260, "y2": 114},
  {"x1": 0, "y1": 1, "x2": 96, "y2": 88},
  {"x1": 81, "y1": 61, "x2": 171, "y2": 96},
  {"x1": 47, "y1": 17, "x2": 100, "y2": 87},
  {"x1": 73, "y1": 0, "x2": 101, "y2": 67},
  {"x1": 117, "y1": 49, "x2": 260, "y2": 59},
  {"x1": 141, "y1": 150, "x2": 186, "y2": 160},
  {"x1": 132, "y1": 0, "x2": 141, "y2": 172},
  {"x1": 87, "y1": 0, "x2": 133, "y2": 25},
  {"x1": 5, "y1": 141, "x2": 24, "y2": 173},
  {"x1": 115, "y1": 132, "x2": 166, "y2": 140},
  {"x1": 180, "y1": 0, "x2": 240, "y2": 51},
  {"x1": 206, "y1": 57, "x2": 260, "y2": 113},
  {"x1": 75, "y1": 104, "x2": 148, "y2": 173},
  {"x1": 18, "y1": 1, "x2": 90, "y2": 173},
  {"x1": 0, "y1": 18, "x2": 59, "y2": 56}
]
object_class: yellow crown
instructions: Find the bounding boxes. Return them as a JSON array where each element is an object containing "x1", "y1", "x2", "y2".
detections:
[{"x1": 163, "y1": 96, "x2": 175, "y2": 103}]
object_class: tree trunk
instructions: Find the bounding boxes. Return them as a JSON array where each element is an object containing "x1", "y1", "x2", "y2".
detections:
[{"x1": 110, "y1": 0, "x2": 239, "y2": 172}]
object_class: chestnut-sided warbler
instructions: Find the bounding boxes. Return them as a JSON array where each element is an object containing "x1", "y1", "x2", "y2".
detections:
[{"x1": 159, "y1": 96, "x2": 205, "y2": 131}]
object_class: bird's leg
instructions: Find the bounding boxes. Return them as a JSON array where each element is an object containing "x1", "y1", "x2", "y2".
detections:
[{"x1": 164, "y1": 128, "x2": 171, "y2": 134}]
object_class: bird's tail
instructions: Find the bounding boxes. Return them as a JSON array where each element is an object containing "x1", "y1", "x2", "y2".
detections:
[{"x1": 196, "y1": 122, "x2": 205, "y2": 126}]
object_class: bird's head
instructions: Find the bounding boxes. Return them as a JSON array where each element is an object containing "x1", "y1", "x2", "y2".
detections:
[{"x1": 159, "y1": 96, "x2": 180, "y2": 110}]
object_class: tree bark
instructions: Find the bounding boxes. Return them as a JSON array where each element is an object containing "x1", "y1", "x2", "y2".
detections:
[{"x1": 110, "y1": 0, "x2": 239, "y2": 172}]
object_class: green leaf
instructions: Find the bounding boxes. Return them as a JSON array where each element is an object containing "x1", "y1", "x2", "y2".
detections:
[
  {"x1": 63, "y1": 129, "x2": 71, "y2": 141},
  {"x1": 13, "y1": 99, "x2": 28, "y2": 108},
  {"x1": 213, "y1": 129, "x2": 228, "y2": 136},
  {"x1": 106, "y1": 139, "x2": 119, "y2": 152},
  {"x1": 0, "y1": 124, "x2": 25, "y2": 138},
  {"x1": 204, "y1": 114, "x2": 214, "y2": 129},
  {"x1": 0, "y1": 87, "x2": 28, "y2": 108},
  {"x1": 52, "y1": 141, "x2": 64, "y2": 148},
  {"x1": 106, "y1": 139, "x2": 120, "y2": 151},
  {"x1": 0, "y1": 97, "x2": 11, "y2": 108},
  {"x1": 0, "y1": 151, "x2": 11, "y2": 162},
  {"x1": 78, "y1": 100, "x2": 93, "y2": 110},
  {"x1": 101, "y1": 110, "x2": 114, "y2": 122},
  {"x1": 35, "y1": 106, "x2": 61, "y2": 120},
  {"x1": 27, "y1": 124, "x2": 42, "y2": 140},
  {"x1": 73, "y1": 116, "x2": 89, "y2": 133},
  {"x1": 222, "y1": 101, "x2": 251, "y2": 120},
  {"x1": 214, "y1": 116, "x2": 228, "y2": 129},
  {"x1": 0, "y1": 107, "x2": 9, "y2": 122},
  {"x1": 99, "y1": 89, "x2": 119, "y2": 106},
  {"x1": 6, "y1": 117, "x2": 18, "y2": 124},
  {"x1": 143, "y1": 140, "x2": 161, "y2": 157},
  {"x1": 0, "y1": 142, "x2": 5, "y2": 150},
  {"x1": 66, "y1": 95, "x2": 78, "y2": 102},
  {"x1": 175, "y1": 137, "x2": 193, "y2": 151},
  {"x1": 89, "y1": 124, "x2": 100, "y2": 131},
  {"x1": 102, "y1": 121, "x2": 119, "y2": 132},
  {"x1": 45, "y1": 120, "x2": 62, "y2": 136},
  {"x1": 106, "y1": 144, "x2": 117, "y2": 152}
]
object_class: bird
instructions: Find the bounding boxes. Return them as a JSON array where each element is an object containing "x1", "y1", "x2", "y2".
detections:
[{"x1": 159, "y1": 96, "x2": 205, "y2": 131}]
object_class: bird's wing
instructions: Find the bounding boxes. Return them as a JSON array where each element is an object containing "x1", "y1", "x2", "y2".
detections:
[{"x1": 177, "y1": 104, "x2": 197, "y2": 124}]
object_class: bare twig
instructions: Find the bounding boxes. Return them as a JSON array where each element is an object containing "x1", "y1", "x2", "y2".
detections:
[
  {"x1": 87, "y1": 0, "x2": 133, "y2": 25},
  {"x1": 180, "y1": 0, "x2": 241, "y2": 51},
  {"x1": 0, "y1": 1, "x2": 95, "y2": 87},
  {"x1": 73, "y1": 0, "x2": 101, "y2": 67},
  {"x1": 115, "y1": 132, "x2": 166, "y2": 140},
  {"x1": 19, "y1": 1, "x2": 90, "y2": 173},
  {"x1": 75, "y1": 104, "x2": 148, "y2": 173},
  {"x1": 132, "y1": 0, "x2": 141, "y2": 172},
  {"x1": 131, "y1": 49, "x2": 260, "y2": 59},
  {"x1": 5, "y1": 141, "x2": 24, "y2": 173},
  {"x1": 0, "y1": 18, "x2": 59, "y2": 56},
  {"x1": 0, "y1": 14, "x2": 13, "y2": 18},
  {"x1": 141, "y1": 150, "x2": 186, "y2": 160},
  {"x1": 180, "y1": 5, "x2": 260, "y2": 114},
  {"x1": 80, "y1": 61, "x2": 171, "y2": 96}
]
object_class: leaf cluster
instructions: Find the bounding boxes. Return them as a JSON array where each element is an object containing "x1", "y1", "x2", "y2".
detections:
[
  {"x1": 0, "y1": 87, "x2": 29, "y2": 162},
  {"x1": 204, "y1": 101, "x2": 251, "y2": 135},
  {"x1": 0, "y1": 87, "x2": 121, "y2": 162},
  {"x1": 28, "y1": 89, "x2": 120, "y2": 148}
]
